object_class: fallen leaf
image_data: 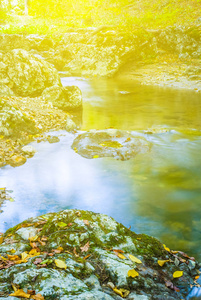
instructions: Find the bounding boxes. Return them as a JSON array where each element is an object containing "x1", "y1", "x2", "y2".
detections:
[
  {"x1": 113, "y1": 249, "x2": 124, "y2": 253},
  {"x1": 7, "y1": 255, "x2": 20, "y2": 261},
  {"x1": 29, "y1": 249, "x2": 40, "y2": 256},
  {"x1": 129, "y1": 254, "x2": 142, "y2": 264},
  {"x1": 0, "y1": 236, "x2": 3, "y2": 245},
  {"x1": 163, "y1": 244, "x2": 170, "y2": 252},
  {"x1": 93, "y1": 155, "x2": 99, "y2": 158},
  {"x1": 31, "y1": 294, "x2": 45, "y2": 300},
  {"x1": 113, "y1": 287, "x2": 130, "y2": 298},
  {"x1": 83, "y1": 220, "x2": 89, "y2": 226},
  {"x1": 80, "y1": 241, "x2": 90, "y2": 252},
  {"x1": 54, "y1": 259, "x2": 67, "y2": 269},
  {"x1": 57, "y1": 222, "x2": 68, "y2": 227},
  {"x1": 117, "y1": 253, "x2": 127, "y2": 260},
  {"x1": 10, "y1": 289, "x2": 31, "y2": 298},
  {"x1": 158, "y1": 259, "x2": 170, "y2": 267},
  {"x1": 83, "y1": 254, "x2": 91, "y2": 260},
  {"x1": 195, "y1": 275, "x2": 200, "y2": 280},
  {"x1": 29, "y1": 235, "x2": 38, "y2": 242},
  {"x1": 73, "y1": 247, "x2": 79, "y2": 257},
  {"x1": 33, "y1": 258, "x2": 42, "y2": 265},
  {"x1": 173, "y1": 271, "x2": 183, "y2": 278},
  {"x1": 127, "y1": 269, "x2": 139, "y2": 278}
]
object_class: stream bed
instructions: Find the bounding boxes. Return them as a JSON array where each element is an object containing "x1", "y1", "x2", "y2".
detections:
[{"x1": 1, "y1": 77, "x2": 201, "y2": 261}]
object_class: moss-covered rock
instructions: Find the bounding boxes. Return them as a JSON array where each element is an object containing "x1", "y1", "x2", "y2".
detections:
[{"x1": 0, "y1": 209, "x2": 198, "y2": 299}]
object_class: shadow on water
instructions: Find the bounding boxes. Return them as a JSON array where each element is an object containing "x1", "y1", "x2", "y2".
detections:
[{"x1": 1, "y1": 77, "x2": 201, "y2": 267}]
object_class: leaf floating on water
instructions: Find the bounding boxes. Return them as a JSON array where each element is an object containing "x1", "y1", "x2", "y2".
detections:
[
  {"x1": 129, "y1": 254, "x2": 142, "y2": 264},
  {"x1": 173, "y1": 271, "x2": 183, "y2": 278},
  {"x1": 10, "y1": 289, "x2": 31, "y2": 298},
  {"x1": 54, "y1": 259, "x2": 67, "y2": 269},
  {"x1": 158, "y1": 259, "x2": 170, "y2": 267},
  {"x1": 57, "y1": 222, "x2": 67, "y2": 227},
  {"x1": 163, "y1": 244, "x2": 170, "y2": 252},
  {"x1": 127, "y1": 269, "x2": 139, "y2": 278},
  {"x1": 9, "y1": 197, "x2": 15, "y2": 202},
  {"x1": 93, "y1": 155, "x2": 99, "y2": 158}
]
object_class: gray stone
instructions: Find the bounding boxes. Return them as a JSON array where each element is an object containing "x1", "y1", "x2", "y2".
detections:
[
  {"x1": 16, "y1": 227, "x2": 38, "y2": 240},
  {"x1": 60, "y1": 291, "x2": 115, "y2": 300}
]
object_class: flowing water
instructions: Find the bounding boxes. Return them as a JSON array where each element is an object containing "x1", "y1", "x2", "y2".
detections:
[{"x1": 1, "y1": 77, "x2": 201, "y2": 262}]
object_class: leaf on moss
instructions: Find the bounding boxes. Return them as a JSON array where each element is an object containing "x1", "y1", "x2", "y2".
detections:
[
  {"x1": 31, "y1": 294, "x2": 45, "y2": 300},
  {"x1": 173, "y1": 271, "x2": 183, "y2": 278},
  {"x1": 127, "y1": 269, "x2": 139, "y2": 278},
  {"x1": 158, "y1": 259, "x2": 170, "y2": 267},
  {"x1": 117, "y1": 253, "x2": 127, "y2": 259},
  {"x1": 80, "y1": 241, "x2": 90, "y2": 252},
  {"x1": 163, "y1": 244, "x2": 170, "y2": 252},
  {"x1": 129, "y1": 254, "x2": 142, "y2": 264},
  {"x1": 10, "y1": 289, "x2": 31, "y2": 298},
  {"x1": 57, "y1": 222, "x2": 67, "y2": 227},
  {"x1": 54, "y1": 259, "x2": 67, "y2": 269}
]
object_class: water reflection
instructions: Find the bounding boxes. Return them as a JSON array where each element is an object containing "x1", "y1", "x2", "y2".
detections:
[{"x1": 1, "y1": 77, "x2": 201, "y2": 262}]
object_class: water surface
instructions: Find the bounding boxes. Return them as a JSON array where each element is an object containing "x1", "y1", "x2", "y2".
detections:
[{"x1": 1, "y1": 77, "x2": 201, "y2": 260}]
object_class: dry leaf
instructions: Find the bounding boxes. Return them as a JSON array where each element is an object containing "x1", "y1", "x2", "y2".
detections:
[
  {"x1": 113, "y1": 249, "x2": 124, "y2": 253},
  {"x1": 158, "y1": 259, "x2": 170, "y2": 267},
  {"x1": 127, "y1": 269, "x2": 139, "y2": 278},
  {"x1": 54, "y1": 259, "x2": 67, "y2": 269},
  {"x1": 31, "y1": 293, "x2": 45, "y2": 300},
  {"x1": 0, "y1": 236, "x2": 3, "y2": 245},
  {"x1": 7, "y1": 255, "x2": 20, "y2": 261},
  {"x1": 83, "y1": 220, "x2": 89, "y2": 226},
  {"x1": 195, "y1": 275, "x2": 200, "y2": 280},
  {"x1": 57, "y1": 222, "x2": 67, "y2": 227},
  {"x1": 173, "y1": 271, "x2": 183, "y2": 278},
  {"x1": 29, "y1": 249, "x2": 40, "y2": 256},
  {"x1": 29, "y1": 235, "x2": 38, "y2": 242},
  {"x1": 73, "y1": 247, "x2": 79, "y2": 257},
  {"x1": 80, "y1": 241, "x2": 90, "y2": 253},
  {"x1": 10, "y1": 289, "x2": 31, "y2": 298},
  {"x1": 83, "y1": 254, "x2": 91, "y2": 260},
  {"x1": 129, "y1": 254, "x2": 142, "y2": 264}
]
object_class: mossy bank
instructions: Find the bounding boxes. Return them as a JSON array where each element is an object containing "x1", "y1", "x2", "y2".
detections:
[{"x1": 0, "y1": 209, "x2": 200, "y2": 299}]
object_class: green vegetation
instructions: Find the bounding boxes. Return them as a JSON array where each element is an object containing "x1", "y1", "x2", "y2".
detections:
[{"x1": 0, "y1": 0, "x2": 200, "y2": 35}]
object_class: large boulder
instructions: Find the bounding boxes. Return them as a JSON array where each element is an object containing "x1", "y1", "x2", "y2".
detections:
[
  {"x1": 1, "y1": 49, "x2": 61, "y2": 97},
  {"x1": 0, "y1": 98, "x2": 37, "y2": 137},
  {"x1": 72, "y1": 129, "x2": 151, "y2": 160},
  {"x1": 0, "y1": 209, "x2": 198, "y2": 299},
  {"x1": 42, "y1": 85, "x2": 82, "y2": 111}
]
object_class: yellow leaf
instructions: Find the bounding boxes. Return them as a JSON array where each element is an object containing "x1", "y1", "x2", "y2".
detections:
[
  {"x1": 0, "y1": 236, "x2": 3, "y2": 245},
  {"x1": 113, "y1": 287, "x2": 130, "y2": 298},
  {"x1": 129, "y1": 254, "x2": 142, "y2": 264},
  {"x1": 54, "y1": 259, "x2": 67, "y2": 269},
  {"x1": 57, "y1": 246, "x2": 64, "y2": 251},
  {"x1": 173, "y1": 271, "x2": 183, "y2": 278},
  {"x1": 118, "y1": 253, "x2": 127, "y2": 260},
  {"x1": 31, "y1": 294, "x2": 45, "y2": 300},
  {"x1": 127, "y1": 269, "x2": 139, "y2": 278},
  {"x1": 10, "y1": 289, "x2": 30, "y2": 298},
  {"x1": 163, "y1": 244, "x2": 170, "y2": 252},
  {"x1": 29, "y1": 249, "x2": 40, "y2": 256},
  {"x1": 21, "y1": 252, "x2": 29, "y2": 261},
  {"x1": 93, "y1": 155, "x2": 99, "y2": 158},
  {"x1": 158, "y1": 259, "x2": 170, "y2": 267},
  {"x1": 7, "y1": 255, "x2": 20, "y2": 261},
  {"x1": 29, "y1": 235, "x2": 38, "y2": 242}
]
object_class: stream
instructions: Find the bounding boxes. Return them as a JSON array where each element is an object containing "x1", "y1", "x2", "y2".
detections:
[{"x1": 1, "y1": 76, "x2": 201, "y2": 263}]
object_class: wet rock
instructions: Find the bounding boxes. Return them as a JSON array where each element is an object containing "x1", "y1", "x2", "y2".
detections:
[
  {"x1": 0, "y1": 209, "x2": 198, "y2": 299},
  {"x1": 66, "y1": 115, "x2": 77, "y2": 132},
  {"x1": 42, "y1": 85, "x2": 82, "y2": 111},
  {"x1": 21, "y1": 145, "x2": 37, "y2": 157},
  {"x1": 8, "y1": 155, "x2": 27, "y2": 167},
  {"x1": 46, "y1": 135, "x2": 60, "y2": 143},
  {"x1": 72, "y1": 129, "x2": 151, "y2": 160},
  {"x1": 1, "y1": 49, "x2": 61, "y2": 97}
]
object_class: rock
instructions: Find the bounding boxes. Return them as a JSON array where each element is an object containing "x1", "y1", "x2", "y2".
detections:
[
  {"x1": 21, "y1": 145, "x2": 37, "y2": 157},
  {"x1": 0, "y1": 99, "x2": 37, "y2": 137},
  {"x1": 46, "y1": 136, "x2": 60, "y2": 143},
  {"x1": 0, "y1": 209, "x2": 198, "y2": 299},
  {"x1": 1, "y1": 49, "x2": 61, "y2": 97},
  {"x1": 66, "y1": 116, "x2": 77, "y2": 132},
  {"x1": 72, "y1": 129, "x2": 151, "y2": 160},
  {"x1": 8, "y1": 155, "x2": 27, "y2": 167},
  {"x1": 42, "y1": 85, "x2": 82, "y2": 111}
]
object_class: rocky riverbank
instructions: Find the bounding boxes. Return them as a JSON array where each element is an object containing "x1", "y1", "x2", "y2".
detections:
[
  {"x1": 0, "y1": 22, "x2": 201, "y2": 167},
  {"x1": 0, "y1": 209, "x2": 200, "y2": 299}
]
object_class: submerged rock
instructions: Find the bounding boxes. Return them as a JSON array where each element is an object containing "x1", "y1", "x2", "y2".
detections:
[
  {"x1": 0, "y1": 209, "x2": 198, "y2": 299},
  {"x1": 72, "y1": 129, "x2": 151, "y2": 160}
]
